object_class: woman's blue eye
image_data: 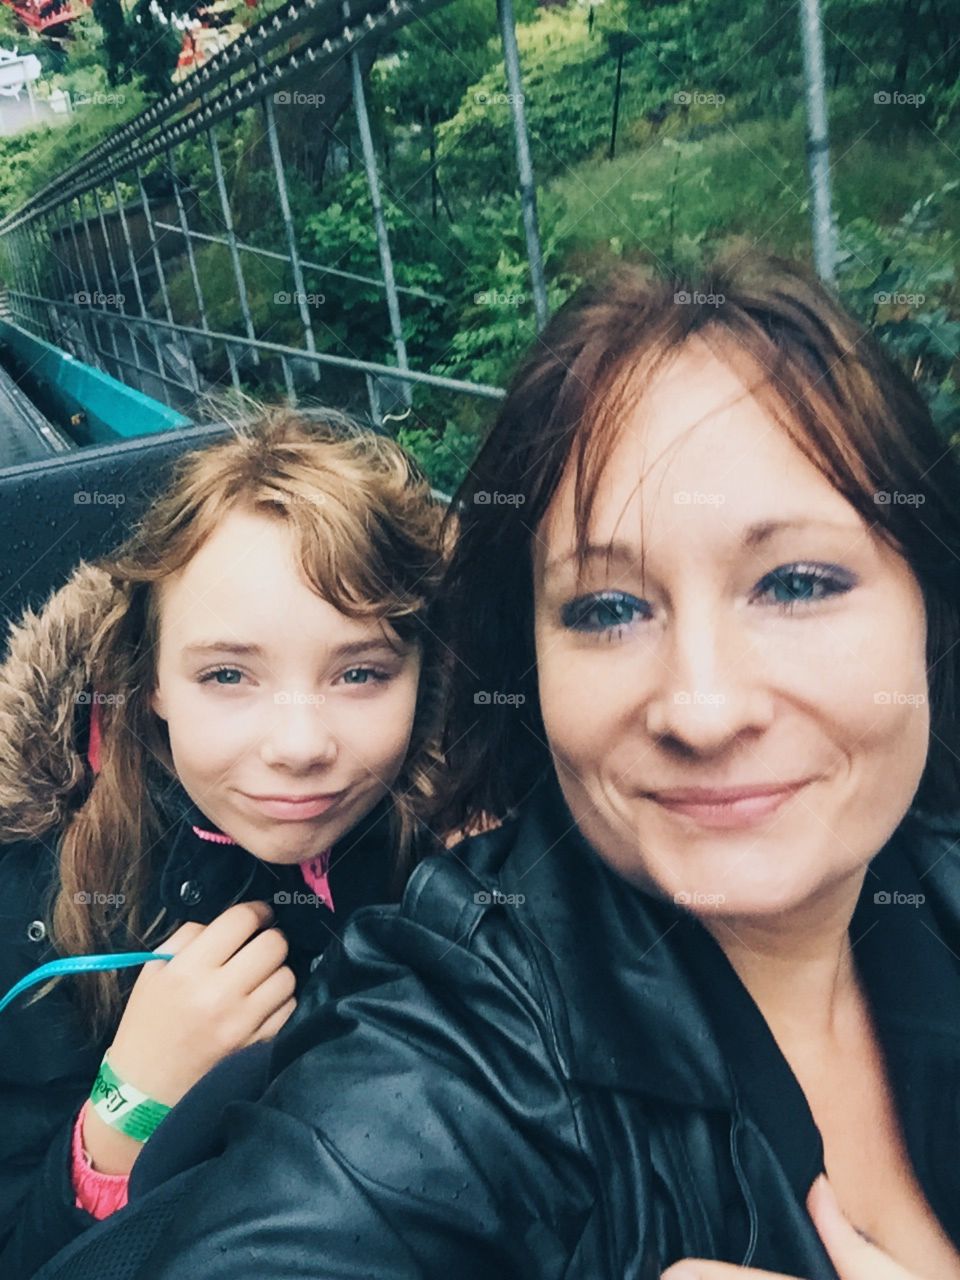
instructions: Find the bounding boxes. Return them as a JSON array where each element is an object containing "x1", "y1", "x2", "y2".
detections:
[
  {"x1": 342, "y1": 667, "x2": 391, "y2": 685},
  {"x1": 561, "y1": 592, "x2": 647, "y2": 633},
  {"x1": 754, "y1": 563, "x2": 855, "y2": 611},
  {"x1": 561, "y1": 565, "x2": 854, "y2": 634},
  {"x1": 199, "y1": 666, "x2": 243, "y2": 686}
]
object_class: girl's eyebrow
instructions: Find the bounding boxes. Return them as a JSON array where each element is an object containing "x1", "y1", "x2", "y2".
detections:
[
  {"x1": 544, "y1": 517, "x2": 862, "y2": 577},
  {"x1": 182, "y1": 641, "x2": 265, "y2": 657},
  {"x1": 182, "y1": 637, "x2": 404, "y2": 660}
]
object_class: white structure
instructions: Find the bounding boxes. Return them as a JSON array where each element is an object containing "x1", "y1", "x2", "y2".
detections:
[{"x1": 0, "y1": 48, "x2": 42, "y2": 99}]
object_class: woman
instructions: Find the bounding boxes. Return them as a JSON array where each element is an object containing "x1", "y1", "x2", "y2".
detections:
[
  {"x1": 0, "y1": 407, "x2": 447, "y2": 1277},
  {"x1": 28, "y1": 255, "x2": 960, "y2": 1280}
]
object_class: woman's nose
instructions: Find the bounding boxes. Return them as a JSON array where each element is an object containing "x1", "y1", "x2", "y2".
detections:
[{"x1": 642, "y1": 613, "x2": 773, "y2": 749}]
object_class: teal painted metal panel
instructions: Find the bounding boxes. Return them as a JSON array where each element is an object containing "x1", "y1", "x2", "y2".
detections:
[{"x1": 0, "y1": 318, "x2": 191, "y2": 444}]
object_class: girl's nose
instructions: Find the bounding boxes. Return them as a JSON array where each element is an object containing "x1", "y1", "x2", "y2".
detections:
[{"x1": 259, "y1": 697, "x2": 339, "y2": 769}]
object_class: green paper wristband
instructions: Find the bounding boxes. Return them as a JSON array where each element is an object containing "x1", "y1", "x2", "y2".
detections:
[{"x1": 90, "y1": 1053, "x2": 172, "y2": 1144}]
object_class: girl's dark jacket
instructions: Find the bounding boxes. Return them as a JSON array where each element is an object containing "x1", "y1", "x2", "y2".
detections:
[
  {"x1": 0, "y1": 562, "x2": 428, "y2": 1278},
  {"x1": 26, "y1": 757, "x2": 960, "y2": 1280}
]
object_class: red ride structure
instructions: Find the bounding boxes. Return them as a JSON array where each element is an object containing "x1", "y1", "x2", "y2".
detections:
[{"x1": 1, "y1": 0, "x2": 91, "y2": 32}]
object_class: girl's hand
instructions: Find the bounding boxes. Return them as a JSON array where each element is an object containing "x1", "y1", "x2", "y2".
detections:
[
  {"x1": 82, "y1": 900, "x2": 296, "y2": 1173},
  {"x1": 661, "y1": 1174, "x2": 928, "y2": 1280}
]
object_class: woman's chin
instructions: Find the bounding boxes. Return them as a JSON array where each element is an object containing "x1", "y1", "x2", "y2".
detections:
[{"x1": 663, "y1": 869, "x2": 832, "y2": 923}]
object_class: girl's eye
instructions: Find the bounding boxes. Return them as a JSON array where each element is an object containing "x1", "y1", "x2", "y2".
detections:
[
  {"x1": 341, "y1": 666, "x2": 392, "y2": 686},
  {"x1": 560, "y1": 592, "x2": 648, "y2": 633},
  {"x1": 753, "y1": 563, "x2": 856, "y2": 612},
  {"x1": 198, "y1": 666, "x2": 245, "y2": 686}
]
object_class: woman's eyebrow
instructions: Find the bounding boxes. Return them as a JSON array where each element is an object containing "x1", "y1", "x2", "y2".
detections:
[
  {"x1": 544, "y1": 517, "x2": 862, "y2": 576},
  {"x1": 741, "y1": 516, "x2": 861, "y2": 548}
]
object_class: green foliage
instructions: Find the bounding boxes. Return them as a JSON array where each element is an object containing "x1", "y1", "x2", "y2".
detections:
[
  {"x1": 300, "y1": 169, "x2": 452, "y2": 362},
  {"x1": 91, "y1": 0, "x2": 125, "y2": 86},
  {"x1": 837, "y1": 181, "x2": 960, "y2": 442},
  {"x1": 395, "y1": 419, "x2": 487, "y2": 494},
  {"x1": 0, "y1": 5, "x2": 23, "y2": 45},
  {"x1": 376, "y1": 0, "x2": 503, "y2": 125},
  {"x1": 0, "y1": 81, "x2": 145, "y2": 218},
  {"x1": 436, "y1": 6, "x2": 624, "y2": 192},
  {"x1": 0, "y1": 0, "x2": 956, "y2": 464}
]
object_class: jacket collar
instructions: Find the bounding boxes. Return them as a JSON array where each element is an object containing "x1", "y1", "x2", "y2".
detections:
[
  {"x1": 499, "y1": 768, "x2": 745, "y2": 1108},
  {"x1": 499, "y1": 770, "x2": 960, "y2": 1196}
]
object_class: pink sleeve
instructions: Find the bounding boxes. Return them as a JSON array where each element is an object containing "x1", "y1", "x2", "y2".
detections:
[{"x1": 71, "y1": 1099, "x2": 130, "y2": 1219}]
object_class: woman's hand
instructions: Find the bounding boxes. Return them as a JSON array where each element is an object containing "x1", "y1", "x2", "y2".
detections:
[
  {"x1": 82, "y1": 899, "x2": 296, "y2": 1173},
  {"x1": 661, "y1": 1174, "x2": 928, "y2": 1280}
]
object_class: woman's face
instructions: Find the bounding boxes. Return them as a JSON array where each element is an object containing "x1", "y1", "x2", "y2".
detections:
[
  {"x1": 533, "y1": 338, "x2": 930, "y2": 918},
  {"x1": 150, "y1": 508, "x2": 421, "y2": 864}
]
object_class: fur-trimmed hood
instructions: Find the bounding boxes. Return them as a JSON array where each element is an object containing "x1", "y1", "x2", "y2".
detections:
[{"x1": 0, "y1": 561, "x2": 124, "y2": 844}]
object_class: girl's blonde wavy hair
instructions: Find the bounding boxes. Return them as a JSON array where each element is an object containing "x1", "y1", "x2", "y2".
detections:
[{"x1": 52, "y1": 406, "x2": 449, "y2": 1035}]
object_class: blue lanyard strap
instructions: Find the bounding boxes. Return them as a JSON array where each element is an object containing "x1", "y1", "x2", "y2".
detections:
[{"x1": 0, "y1": 952, "x2": 175, "y2": 1016}]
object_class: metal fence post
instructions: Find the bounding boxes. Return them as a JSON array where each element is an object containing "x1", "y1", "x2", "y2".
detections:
[
  {"x1": 207, "y1": 123, "x2": 261, "y2": 370},
  {"x1": 799, "y1": 0, "x2": 837, "y2": 284},
  {"x1": 137, "y1": 163, "x2": 202, "y2": 396},
  {"x1": 77, "y1": 191, "x2": 122, "y2": 375},
  {"x1": 497, "y1": 0, "x2": 549, "y2": 331},
  {"x1": 166, "y1": 146, "x2": 241, "y2": 394},
  {"x1": 111, "y1": 175, "x2": 171, "y2": 404},
  {"x1": 345, "y1": 0, "x2": 411, "y2": 410},
  {"x1": 95, "y1": 186, "x2": 148, "y2": 388},
  {"x1": 262, "y1": 90, "x2": 319, "y2": 380}
]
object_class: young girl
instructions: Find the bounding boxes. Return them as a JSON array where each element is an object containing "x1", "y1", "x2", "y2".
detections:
[{"x1": 0, "y1": 407, "x2": 447, "y2": 1278}]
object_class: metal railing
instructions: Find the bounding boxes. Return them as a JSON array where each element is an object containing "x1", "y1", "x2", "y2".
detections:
[{"x1": 0, "y1": 0, "x2": 550, "y2": 424}]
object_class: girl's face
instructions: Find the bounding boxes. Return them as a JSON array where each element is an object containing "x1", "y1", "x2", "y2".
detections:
[
  {"x1": 533, "y1": 338, "x2": 930, "y2": 919},
  {"x1": 150, "y1": 508, "x2": 422, "y2": 864}
]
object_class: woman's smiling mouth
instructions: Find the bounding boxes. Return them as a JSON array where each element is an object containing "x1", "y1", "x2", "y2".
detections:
[{"x1": 646, "y1": 779, "x2": 813, "y2": 829}]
